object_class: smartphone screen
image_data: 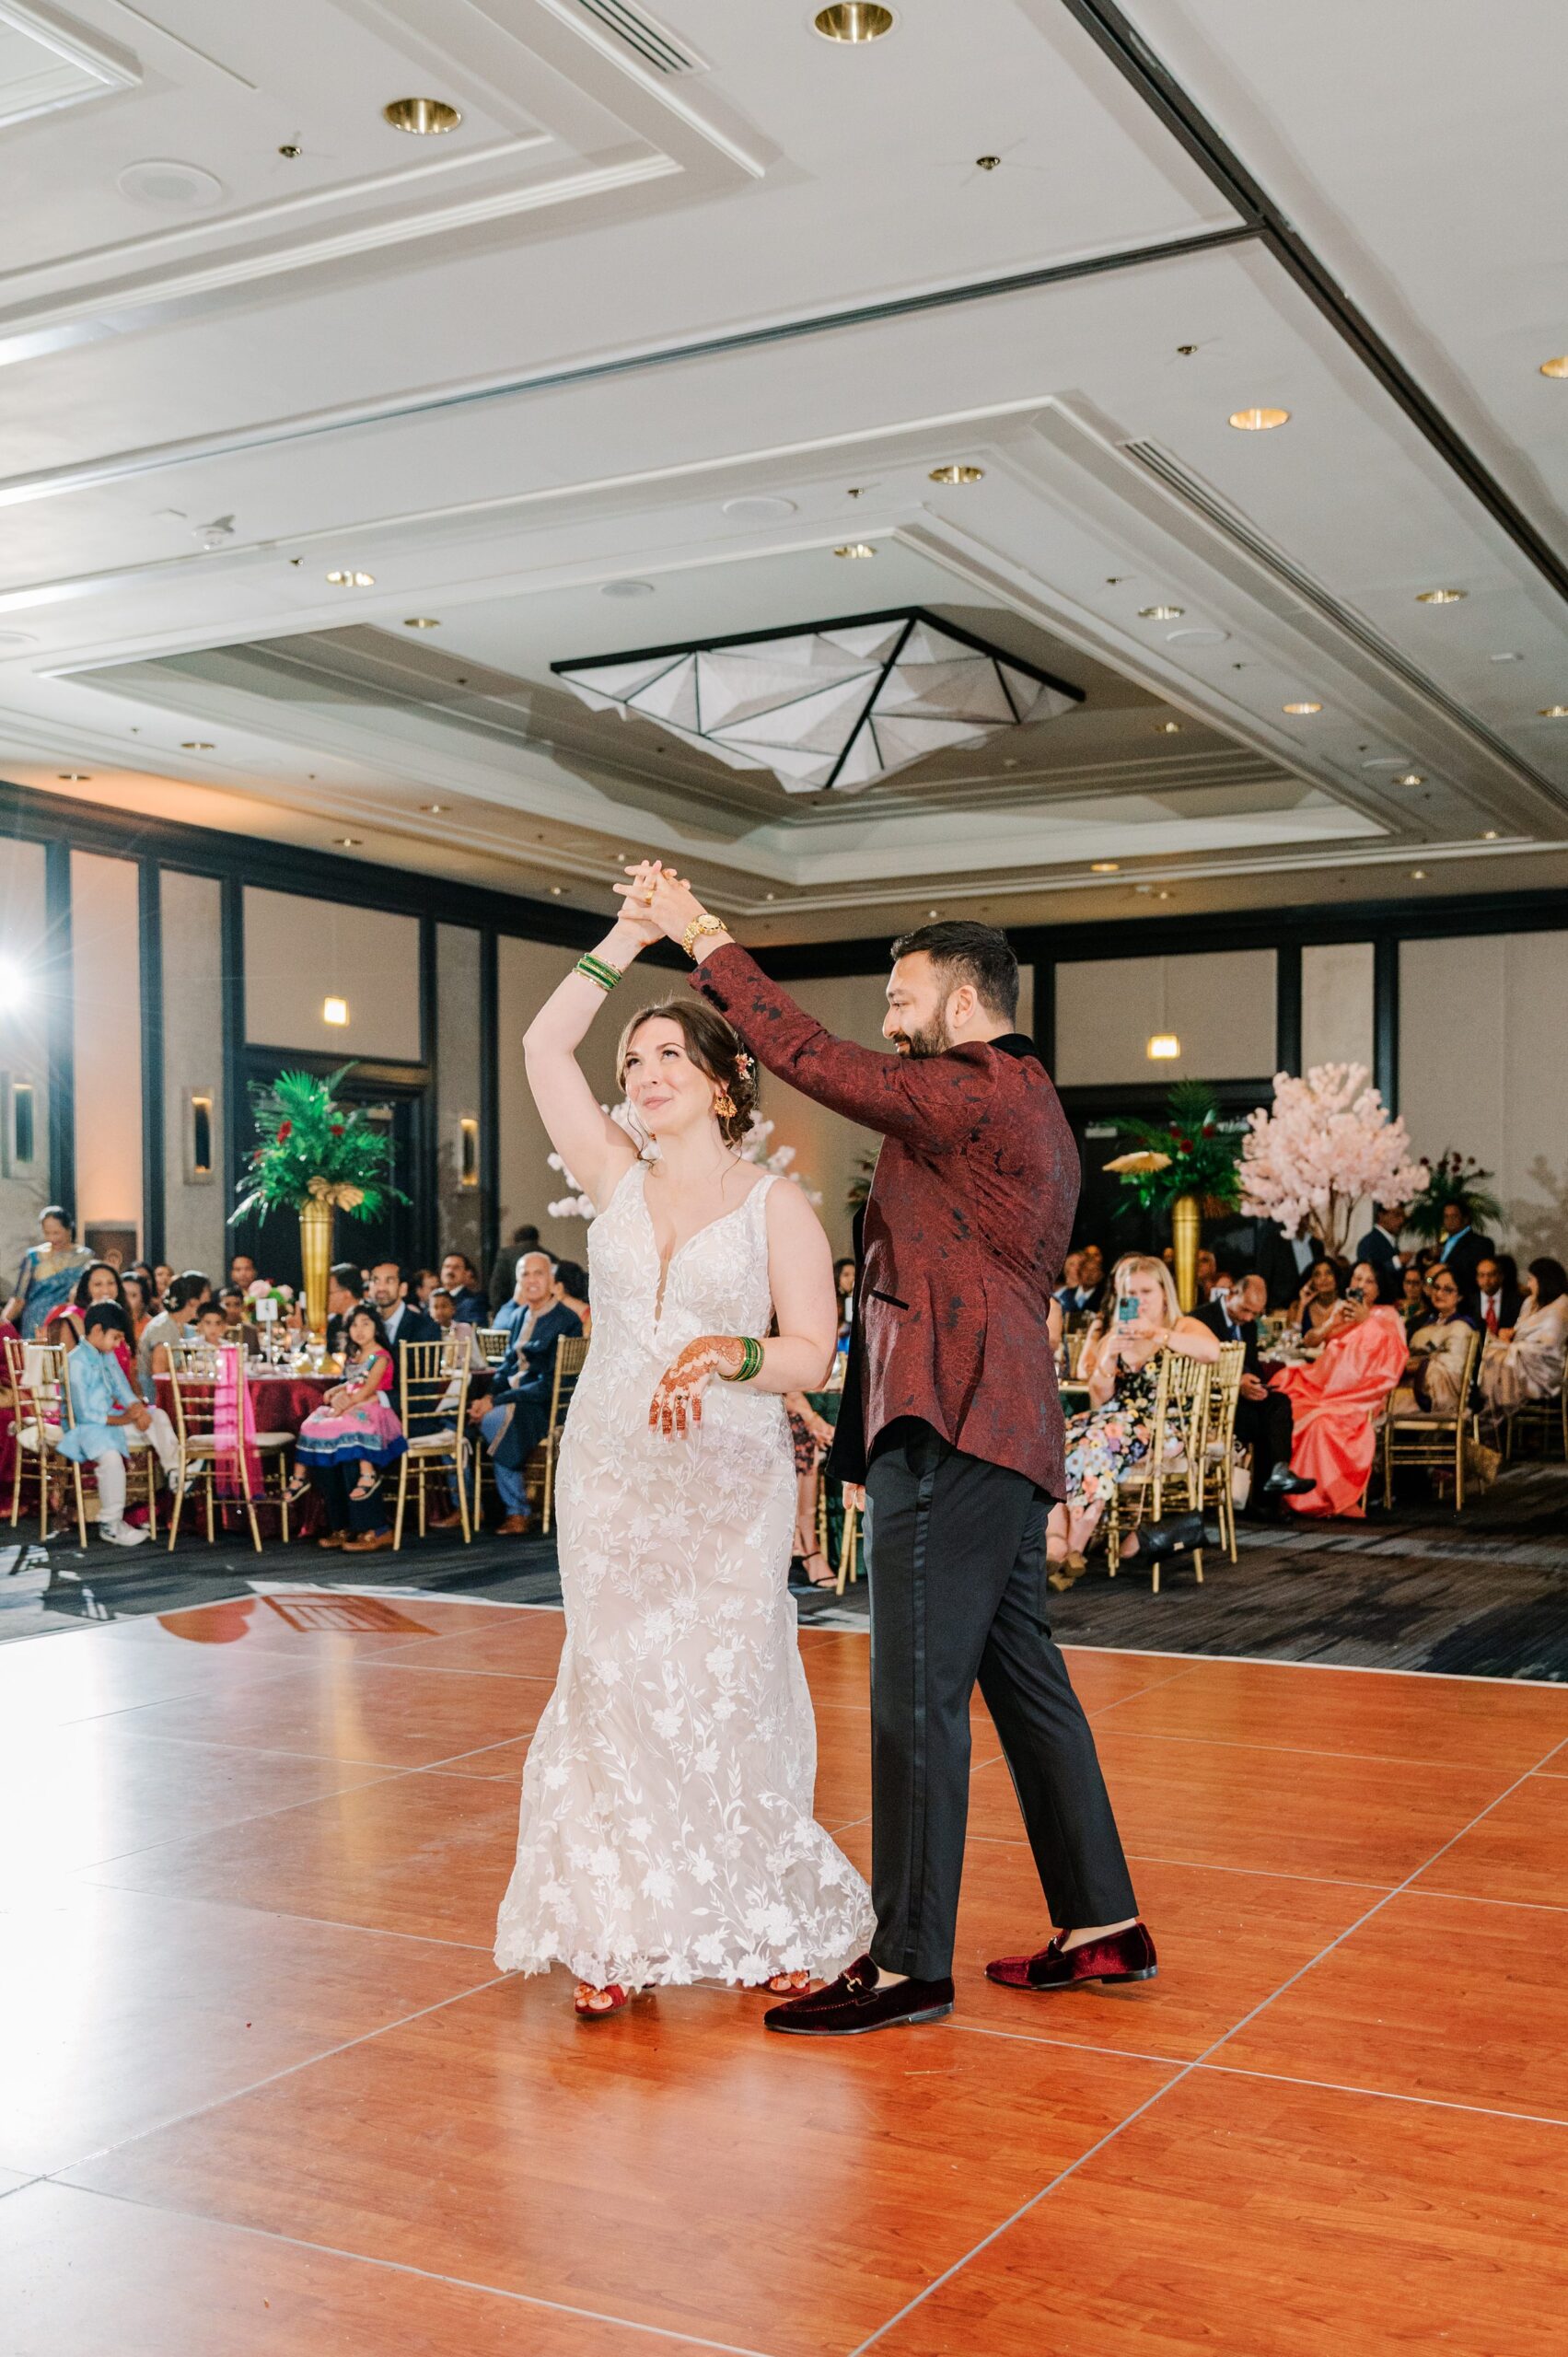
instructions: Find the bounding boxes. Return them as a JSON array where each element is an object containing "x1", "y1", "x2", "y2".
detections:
[{"x1": 1116, "y1": 1292, "x2": 1138, "y2": 1327}]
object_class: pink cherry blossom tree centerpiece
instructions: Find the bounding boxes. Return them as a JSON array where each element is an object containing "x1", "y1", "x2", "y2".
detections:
[{"x1": 1239, "y1": 1063, "x2": 1427, "y2": 1261}]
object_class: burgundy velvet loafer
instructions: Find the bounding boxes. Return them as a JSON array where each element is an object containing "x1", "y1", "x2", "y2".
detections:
[
  {"x1": 985, "y1": 1922, "x2": 1157, "y2": 1992},
  {"x1": 764, "y1": 1953, "x2": 954, "y2": 2036}
]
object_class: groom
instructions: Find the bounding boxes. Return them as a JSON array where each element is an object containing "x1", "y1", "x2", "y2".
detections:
[{"x1": 621, "y1": 865, "x2": 1154, "y2": 2035}]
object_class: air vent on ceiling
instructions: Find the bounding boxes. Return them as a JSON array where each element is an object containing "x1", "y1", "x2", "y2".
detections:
[
  {"x1": 570, "y1": 0, "x2": 705, "y2": 74},
  {"x1": 1121, "y1": 437, "x2": 1544, "y2": 788}
]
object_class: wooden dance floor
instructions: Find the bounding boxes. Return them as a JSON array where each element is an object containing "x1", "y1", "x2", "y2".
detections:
[{"x1": 3, "y1": 1593, "x2": 1566, "y2": 2355}]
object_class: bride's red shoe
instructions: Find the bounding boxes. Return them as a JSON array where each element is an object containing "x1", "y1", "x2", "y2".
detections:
[{"x1": 574, "y1": 1982, "x2": 630, "y2": 2018}]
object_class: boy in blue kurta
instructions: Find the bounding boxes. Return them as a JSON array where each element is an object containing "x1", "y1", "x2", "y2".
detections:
[{"x1": 58, "y1": 1306, "x2": 180, "y2": 1547}]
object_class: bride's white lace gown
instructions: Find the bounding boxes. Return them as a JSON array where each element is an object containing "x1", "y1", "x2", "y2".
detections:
[{"x1": 494, "y1": 1161, "x2": 874, "y2": 1988}]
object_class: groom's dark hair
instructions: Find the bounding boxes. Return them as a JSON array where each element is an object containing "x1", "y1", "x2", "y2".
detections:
[{"x1": 889, "y1": 920, "x2": 1019, "y2": 1025}]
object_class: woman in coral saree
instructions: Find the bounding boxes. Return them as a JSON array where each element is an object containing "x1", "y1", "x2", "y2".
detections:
[{"x1": 1269, "y1": 1262, "x2": 1409, "y2": 1518}]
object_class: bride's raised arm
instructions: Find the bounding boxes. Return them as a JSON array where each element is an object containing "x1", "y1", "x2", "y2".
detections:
[{"x1": 522, "y1": 907, "x2": 662, "y2": 1214}]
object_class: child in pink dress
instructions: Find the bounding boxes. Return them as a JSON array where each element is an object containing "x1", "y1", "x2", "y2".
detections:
[{"x1": 290, "y1": 1306, "x2": 406, "y2": 1504}]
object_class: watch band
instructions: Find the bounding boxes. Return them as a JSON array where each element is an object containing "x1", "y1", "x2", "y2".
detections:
[{"x1": 680, "y1": 911, "x2": 726, "y2": 958}]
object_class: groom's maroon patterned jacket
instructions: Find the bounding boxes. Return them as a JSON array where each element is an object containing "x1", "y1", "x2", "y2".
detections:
[{"x1": 691, "y1": 943, "x2": 1079, "y2": 1497}]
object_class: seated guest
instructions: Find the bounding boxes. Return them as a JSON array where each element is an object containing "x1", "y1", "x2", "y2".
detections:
[
  {"x1": 1400, "y1": 1263, "x2": 1481, "y2": 1414},
  {"x1": 319, "y1": 1262, "x2": 365, "y2": 1355},
  {"x1": 488, "y1": 1222, "x2": 540, "y2": 1318},
  {"x1": 48, "y1": 1260, "x2": 128, "y2": 1353},
  {"x1": 1434, "y1": 1200, "x2": 1493, "y2": 1297},
  {"x1": 57, "y1": 1304, "x2": 182, "y2": 1548},
  {"x1": 1470, "y1": 1253, "x2": 1523, "y2": 1339},
  {"x1": 138, "y1": 1272, "x2": 209, "y2": 1386},
  {"x1": 552, "y1": 1259, "x2": 591, "y2": 1340},
  {"x1": 1194, "y1": 1248, "x2": 1220, "y2": 1304},
  {"x1": 1047, "y1": 1252, "x2": 1220, "y2": 1583},
  {"x1": 1400, "y1": 1263, "x2": 1430, "y2": 1333},
  {"x1": 152, "y1": 1261, "x2": 174, "y2": 1306},
  {"x1": 833, "y1": 1255, "x2": 856, "y2": 1342},
  {"x1": 1194, "y1": 1271, "x2": 1311, "y2": 1503},
  {"x1": 187, "y1": 1303, "x2": 234, "y2": 1357},
  {"x1": 438, "y1": 1252, "x2": 489, "y2": 1325},
  {"x1": 290, "y1": 1305, "x2": 406, "y2": 1549},
  {"x1": 1052, "y1": 1249, "x2": 1083, "y2": 1311},
  {"x1": 1480, "y1": 1256, "x2": 1568, "y2": 1418},
  {"x1": 1293, "y1": 1255, "x2": 1343, "y2": 1346},
  {"x1": 126, "y1": 1262, "x2": 161, "y2": 1315},
  {"x1": 1059, "y1": 1241, "x2": 1107, "y2": 1318},
  {"x1": 491, "y1": 1249, "x2": 555, "y2": 1349},
  {"x1": 1268, "y1": 1260, "x2": 1409, "y2": 1517},
  {"x1": 1354, "y1": 1203, "x2": 1408, "y2": 1285},
  {"x1": 447, "y1": 1279, "x2": 582, "y2": 1536},
  {"x1": 409, "y1": 1267, "x2": 440, "y2": 1310},
  {"x1": 217, "y1": 1285, "x2": 263, "y2": 1353},
  {"x1": 427, "y1": 1284, "x2": 487, "y2": 1368},
  {"x1": 228, "y1": 1252, "x2": 260, "y2": 1294},
  {"x1": 367, "y1": 1260, "x2": 439, "y2": 1352}
]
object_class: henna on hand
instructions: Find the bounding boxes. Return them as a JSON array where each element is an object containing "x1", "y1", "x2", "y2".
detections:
[{"x1": 648, "y1": 1334, "x2": 743, "y2": 1438}]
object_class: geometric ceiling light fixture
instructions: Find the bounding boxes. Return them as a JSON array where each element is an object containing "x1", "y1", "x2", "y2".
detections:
[{"x1": 552, "y1": 608, "x2": 1084, "y2": 795}]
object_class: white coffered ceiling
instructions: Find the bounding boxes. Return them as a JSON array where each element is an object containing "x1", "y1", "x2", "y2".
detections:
[{"x1": 0, "y1": 0, "x2": 1565, "y2": 942}]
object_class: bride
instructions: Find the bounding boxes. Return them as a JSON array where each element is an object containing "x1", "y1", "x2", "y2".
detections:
[{"x1": 494, "y1": 875, "x2": 874, "y2": 2016}]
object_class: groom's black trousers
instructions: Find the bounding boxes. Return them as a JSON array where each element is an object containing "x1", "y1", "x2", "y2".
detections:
[{"x1": 863, "y1": 1419, "x2": 1137, "y2": 1980}]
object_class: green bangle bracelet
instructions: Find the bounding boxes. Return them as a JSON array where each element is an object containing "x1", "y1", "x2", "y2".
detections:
[
  {"x1": 722, "y1": 1335, "x2": 763, "y2": 1383},
  {"x1": 575, "y1": 953, "x2": 622, "y2": 993}
]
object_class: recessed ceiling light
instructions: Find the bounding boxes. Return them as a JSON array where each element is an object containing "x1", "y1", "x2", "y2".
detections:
[
  {"x1": 1229, "y1": 407, "x2": 1290, "y2": 431},
  {"x1": 1396, "y1": 772, "x2": 1425, "y2": 786},
  {"x1": 814, "y1": 3, "x2": 895, "y2": 38},
  {"x1": 1138, "y1": 604, "x2": 1183, "y2": 621},
  {"x1": 764, "y1": 892, "x2": 776, "y2": 901},
  {"x1": 57, "y1": 772, "x2": 91, "y2": 781},
  {"x1": 927, "y1": 908, "x2": 940, "y2": 919},
  {"x1": 549, "y1": 885, "x2": 563, "y2": 897},
  {"x1": 383, "y1": 98, "x2": 461, "y2": 134},
  {"x1": 277, "y1": 144, "x2": 301, "y2": 159},
  {"x1": 975, "y1": 155, "x2": 1001, "y2": 170},
  {"x1": 334, "y1": 836, "x2": 361, "y2": 847},
  {"x1": 1539, "y1": 357, "x2": 1568, "y2": 378},
  {"x1": 180, "y1": 741, "x2": 215, "y2": 750},
  {"x1": 1482, "y1": 830, "x2": 1499, "y2": 841},
  {"x1": 1167, "y1": 625, "x2": 1229, "y2": 646},
  {"x1": 117, "y1": 158, "x2": 225, "y2": 210},
  {"x1": 1283, "y1": 701, "x2": 1322, "y2": 714},
  {"x1": 722, "y1": 494, "x2": 797, "y2": 521},
  {"x1": 601, "y1": 579, "x2": 655, "y2": 598},
  {"x1": 1491, "y1": 651, "x2": 1521, "y2": 662},
  {"x1": 1416, "y1": 587, "x2": 1466, "y2": 604},
  {"x1": 325, "y1": 569, "x2": 374, "y2": 587},
  {"x1": 1156, "y1": 720, "x2": 1182, "y2": 734},
  {"x1": 421, "y1": 803, "x2": 447, "y2": 814},
  {"x1": 1090, "y1": 861, "x2": 1120, "y2": 873},
  {"x1": 403, "y1": 617, "x2": 440, "y2": 629},
  {"x1": 1155, "y1": 889, "x2": 1172, "y2": 900},
  {"x1": 1539, "y1": 705, "x2": 1568, "y2": 718},
  {"x1": 834, "y1": 542, "x2": 876, "y2": 558},
  {"x1": 928, "y1": 464, "x2": 984, "y2": 484},
  {"x1": 1411, "y1": 869, "x2": 1427, "y2": 880}
]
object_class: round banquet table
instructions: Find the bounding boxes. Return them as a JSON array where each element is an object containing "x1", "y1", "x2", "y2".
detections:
[{"x1": 154, "y1": 1370, "x2": 337, "y2": 1536}]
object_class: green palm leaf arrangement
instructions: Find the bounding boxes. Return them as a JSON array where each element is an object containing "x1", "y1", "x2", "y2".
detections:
[
  {"x1": 231, "y1": 1065, "x2": 408, "y2": 1225},
  {"x1": 1402, "y1": 1148, "x2": 1504, "y2": 1244},
  {"x1": 1110, "y1": 1081, "x2": 1242, "y2": 1217}
]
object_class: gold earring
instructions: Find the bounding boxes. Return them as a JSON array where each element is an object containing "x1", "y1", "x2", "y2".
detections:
[{"x1": 713, "y1": 1089, "x2": 737, "y2": 1119}]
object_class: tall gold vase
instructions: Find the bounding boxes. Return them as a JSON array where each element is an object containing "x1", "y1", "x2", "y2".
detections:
[
  {"x1": 1171, "y1": 1191, "x2": 1201, "y2": 1312},
  {"x1": 298, "y1": 1196, "x2": 333, "y2": 1336}
]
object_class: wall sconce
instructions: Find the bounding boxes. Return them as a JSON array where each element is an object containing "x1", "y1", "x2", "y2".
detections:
[
  {"x1": 459, "y1": 1115, "x2": 480, "y2": 1190},
  {"x1": 1146, "y1": 1034, "x2": 1181, "y2": 1062},
  {"x1": 187, "y1": 1090, "x2": 215, "y2": 1180},
  {"x1": 322, "y1": 996, "x2": 349, "y2": 1027},
  {"x1": 3, "y1": 1074, "x2": 36, "y2": 1172}
]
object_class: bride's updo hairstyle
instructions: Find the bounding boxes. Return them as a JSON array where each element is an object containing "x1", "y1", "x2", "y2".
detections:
[{"x1": 616, "y1": 999, "x2": 759, "y2": 1148}]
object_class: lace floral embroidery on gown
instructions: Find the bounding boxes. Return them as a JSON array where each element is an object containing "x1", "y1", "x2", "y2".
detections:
[{"x1": 494, "y1": 1162, "x2": 874, "y2": 1987}]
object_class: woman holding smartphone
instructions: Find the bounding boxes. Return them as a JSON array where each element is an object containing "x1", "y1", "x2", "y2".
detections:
[{"x1": 1047, "y1": 1252, "x2": 1220, "y2": 1585}]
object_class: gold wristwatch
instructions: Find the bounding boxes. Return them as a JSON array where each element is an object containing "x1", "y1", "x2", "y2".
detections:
[{"x1": 681, "y1": 911, "x2": 726, "y2": 958}]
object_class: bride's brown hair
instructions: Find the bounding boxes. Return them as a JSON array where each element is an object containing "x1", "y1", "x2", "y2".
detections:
[{"x1": 616, "y1": 999, "x2": 758, "y2": 1148}]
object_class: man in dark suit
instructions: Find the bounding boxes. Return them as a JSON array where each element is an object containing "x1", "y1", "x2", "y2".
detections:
[
  {"x1": 479, "y1": 1288, "x2": 581, "y2": 1533},
  {"x1": 1194, "y1": 1272, "x2": 1311, "y2": 1504},
  {"x1": 645, "y1": 891, "x2": 1149, "y2": 2037},
  {"x1": 1470, "y1": 1253, "x2": 1523, "y2": 1340},
  {"x1": 1057, "y1": 1241, "x2": 1108, "y2": 1318},
  {"x1": 322, "y1": 1262, "x2": 365, "y2": 1357},
  {"x1": 368, "y1": 1260, "x2": 439, "y2": 1352},
  {"x1": 1354, "y1": 1204, "x2": 1408, "y2": 1288},
  {"x1": 438, "y1": 1251, "x2": 490, "y2": 1326},
  {"x1": 1434, "y1": 1203, "x2": 1493, "y2": 1299}
]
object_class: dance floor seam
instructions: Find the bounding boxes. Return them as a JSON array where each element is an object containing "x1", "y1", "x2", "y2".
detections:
[{"x1": 8, "y1": 1594, "x2": 1568, "y2": 2357}]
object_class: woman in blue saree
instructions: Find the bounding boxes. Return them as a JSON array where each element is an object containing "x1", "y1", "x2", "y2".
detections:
[{"x1": 3, "y1": 1205, "x2": 96, "y2": 1340}]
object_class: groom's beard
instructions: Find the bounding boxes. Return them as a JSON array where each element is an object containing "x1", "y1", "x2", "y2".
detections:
[{"x1": 889, "y1": 1014, "x2": 951, "y2": 1059}]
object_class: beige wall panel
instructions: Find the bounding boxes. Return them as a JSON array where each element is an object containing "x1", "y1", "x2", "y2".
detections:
[
  {"x1": 71, "y1": 852, "x2": 143, "y2": 1244},
  {"x1": 1055, "y1": 951, "x2": 1275, "y2": 1086},
  {"x1": 242, "y1": 888, "x2": 420, "y2": 1061},
  {"x1": 1302, "y1": 942, "x2": 1376, "y2": 1074},
  {"x1": 1400, "y1": 933, "x2": 1568, "y2": 1260},
  {"x1": 160, "y1": 870, "x2": 226, "y2": 1276},
  {"x1": 0, "y1": 839, "x2": 51, "y2": 1279}
]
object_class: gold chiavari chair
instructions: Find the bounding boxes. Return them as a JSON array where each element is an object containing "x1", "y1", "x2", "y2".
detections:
[
  {"x1": 476, "y1": 1328, "x2": 511, "y2": 1367},
  {"x1": 1105, "y1": 1348, "x2": 1214, "y2": 1594},
  {"x1": 6, "y1": 1337, "x2": 87, "y2": 1544},
  {"x1": 1197, "y1": 1340, "x2": 1246, "y2": 1562},
  {"x1": 539, "y1": 1334, "x2": 589, "y2": 1536},
  {"x1": 165, "y1": 1348, "x2": 263, "y2": 1551},
  {"x1": 833, "y1": 1491, "x2": 863, "y2": 1596},
  {"x1": 393, "y1": 1337, "x2": 472, "y2": 1549},
  {"x1": 1381, "y1": 1325, "x2": 1485, "y2": 1513},
  {"x1": 1501, "y1": 1361, "x2": 1568, "y2": 1464}
]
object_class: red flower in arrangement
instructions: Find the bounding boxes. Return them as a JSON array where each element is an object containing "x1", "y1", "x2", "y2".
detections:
[
  {"x1": 330, "y1": 1122, "x2": 344, "y2": 1136},
  {"x1": 276, "y1": 1120, "x2": 292, "y2": 1142},
  {"x1": 1202, "y1": 1122, "x2": 1216, "y2": 1137}
]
